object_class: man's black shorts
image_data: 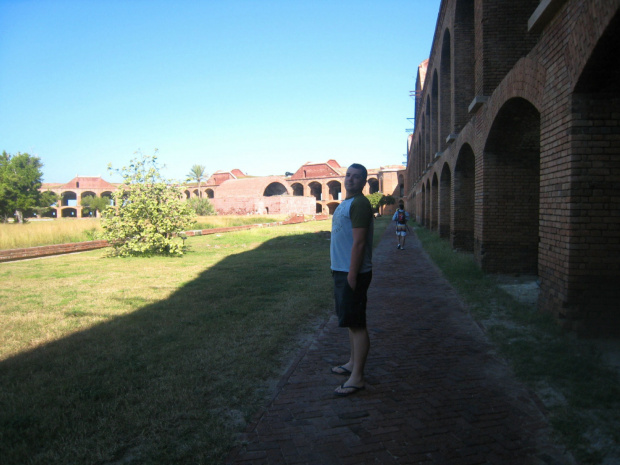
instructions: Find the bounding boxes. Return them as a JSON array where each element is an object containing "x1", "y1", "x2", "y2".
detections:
[{"x1": 332, "y1": 270, "x2": 372, "y2": 328}]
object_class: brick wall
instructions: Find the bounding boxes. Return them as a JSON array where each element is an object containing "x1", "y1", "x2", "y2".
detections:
[
  {"x1": 0, "y1": 240, "x2": 110, "y2": 263},
  {"x1": 212, "y1": 196, "x2": 315, "y2": 216},
  {"x1": 407, "y1": 0, "x2": 620, "y2": 335}
]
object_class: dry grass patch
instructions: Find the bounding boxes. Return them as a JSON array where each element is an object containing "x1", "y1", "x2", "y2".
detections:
[
  {"x1": 0, "y1": 215, "x2": 290, "y2": 250},
  {"x1": 0, "y1": 219, "x2": 102, "y2": 249}
]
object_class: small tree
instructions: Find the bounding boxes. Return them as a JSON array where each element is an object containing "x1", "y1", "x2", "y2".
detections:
[
  {"x1": 187, "y1": 197, "x2": 216, "y2": 216},
  {"x1": 0, "y1": 151, "x2": 50, "y2": 222},
  {"x1": 382, "y1": 195, "x2": 396, "y2": 214},
  {"x1": 187, "y1": 164, "x2": 207, "y2": 198},
  {"x1": 32, "y1": 191, "x2": 59, "y2": 218},
  {"x1": 81, "y1": 195, "x2": 111, "y2": 217},
  {"x1": 366, "y1": 192, "x2": 397, "y2": 216},
  {"x1": 365, "y1": 192, "x2": 385, "y2": 214},
  {"x1": 102, "y1": 151, "x2": 196, "y2": 256}
]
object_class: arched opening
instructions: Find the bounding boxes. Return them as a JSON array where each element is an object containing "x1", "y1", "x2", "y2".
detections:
[
  {"x1": 425, "y1": 97, "x2": 432, "y2": 167},
  {"x1": 398, "y1": 174, "x2": 405, "y2": 198},
  {"x1": 438, "y1": 163, "x2": 451, "y2": 238},
  {"x1": 327, "y1": 202, "x2": 339, "y2": 215},
  {"x1": 316, "y1": 203, "x2": 323, "y2": 214},
  {"x1": 431, "y1": 173, "x2": 439, "y2": 232},
  {"x1": 439, "y1": 29, "x2": 452, "y2": 150},
  {"x1": 454, "y1": 0, "x2": 475, "y2": 131},
  {"x1": 563, "y1": 10, "x2": 620, "y2": 334},
  {"x1": 367, "y1": 178, "x2": 379, "y2": 195},
  {"x1": 309, "y1": 182, "x2": 322, "y2": 201},
  {"x1": 327, "y1": 181, "x2": 341, "y2": 201},
  {"x1": 80, "y1": 191, "x2": 96, "y2": 203},
  {"x1": 418, "y1": 186, "x2": 426, "y2": 225},
  {"x1": 481, "y1": 97, "x2": 540, "y2": 274},
  {"x1": 425, "y1": 180, "x2": 431, "y2": 227},
  {"x1": 206, "y1": 189, "x2": 214, "y2": 199},
  {"x1": 61, "y1": 208, "x2": 77, "y2": 218},
  {"x1": 101, "y1": 191, "x2": 115, "y2": 206},
  {"x1": 80, "y1": 191, "x2": 97, "y2": 217},
  {"x1": 291, "y1": 183, "x2": 304, "y2": 196},
  {"x1": 263, "y1": 182, "x2": 288, "y2": 196},
  {"x1": 61, "y1": 191, "x2": 77, "y2": 207},
  {"x1": 431, "y1": 70, "x2": 439, "y2": 156},
  {"x1": 479, "y1": 0, "x2": 541, "y2": 95},
  {"x1": 184, "y1": 190, "x2": 191, "y2": 200},
  {"x1": 453, "y1": 144, "x2": 475, "y2": 251}
]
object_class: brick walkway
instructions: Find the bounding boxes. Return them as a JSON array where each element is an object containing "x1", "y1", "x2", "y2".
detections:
[{"x1": 227, "y1": 226, "x2": 575, "y2": 465}]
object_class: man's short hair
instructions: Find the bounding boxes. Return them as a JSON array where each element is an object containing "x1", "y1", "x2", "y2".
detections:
[{"x1": 348, "y1": 163, "x2": 368, "y2": 180}]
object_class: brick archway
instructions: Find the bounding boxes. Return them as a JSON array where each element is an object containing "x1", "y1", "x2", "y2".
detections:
[
  {"x1": 479, "y1": 97, "x2": 540, "y2": 274},
  {"x1": 452, "y1": 144, "x2": 475, "y2": 251}
]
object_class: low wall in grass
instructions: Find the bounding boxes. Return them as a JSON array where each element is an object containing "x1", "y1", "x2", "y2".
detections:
[
  {"x1": 0, "y1": 240, "x2": 110, "y2": 263},
  {"x1": 0, "y1": 214, "x2": 328, "y2": 263}
]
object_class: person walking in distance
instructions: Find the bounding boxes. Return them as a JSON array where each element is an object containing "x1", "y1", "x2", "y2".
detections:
[
  {"x1": 392, "y1": 200, "x2": 410, "y2": 250},
  {"x1": 330, "y1": 163, "x2": 374, "y2": 397}
]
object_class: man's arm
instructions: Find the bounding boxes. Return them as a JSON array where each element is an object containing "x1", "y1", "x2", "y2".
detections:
[{"x1": 348, "y1": 227, "x2": 368, "y2": 290}]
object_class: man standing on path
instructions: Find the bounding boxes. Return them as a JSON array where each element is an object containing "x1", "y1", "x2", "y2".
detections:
[{"x1": 330, "y1": 163, "x2": 374, "y2": 397}]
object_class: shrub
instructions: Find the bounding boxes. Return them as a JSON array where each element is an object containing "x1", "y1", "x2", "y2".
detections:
[
  {"x1": 187, "y1": 197, "x2": 216, "y2": 216},
  {"x1": 102, "y1": 151, "x2": 195, "y2": 256}
]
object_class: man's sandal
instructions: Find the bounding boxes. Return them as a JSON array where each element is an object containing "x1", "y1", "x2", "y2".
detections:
[
  {"x1": 334, "y1": 383, "x2": 365, "y2": 397},
  {"x1": 330, "y1": 366, "x2": 352, "y2": 375}
]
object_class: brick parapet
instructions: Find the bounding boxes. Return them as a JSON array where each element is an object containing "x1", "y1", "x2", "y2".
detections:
[{"x1": 0, "y1": 240, "x2": 110, "y2": 263}]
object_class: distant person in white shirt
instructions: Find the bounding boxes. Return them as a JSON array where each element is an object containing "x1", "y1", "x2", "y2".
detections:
[{"x1": 392, "y1": 201, "x2": 410, "y2": 250}]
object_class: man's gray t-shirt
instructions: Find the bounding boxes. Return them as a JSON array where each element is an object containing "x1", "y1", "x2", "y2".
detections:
[{"x1": 330, "y1": 194, "x2": 373, "y2": 273}]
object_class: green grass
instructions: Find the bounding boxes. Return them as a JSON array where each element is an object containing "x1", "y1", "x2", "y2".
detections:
[
  {"x1": 191, "y1": 214, "x2": 289, "y2": 230},
  {"x1": 0, "y1": 215, "x2": 289, "y2": 250},
  {"x1": 0, "y1": 219, "x2": 103, "y2": 249},
  {"x1": 0, "y1": 217, "x2": 390, "y2": 465},
  {"x1": 0, "y1": 220, "x2": 332, "y2": 464},
  {"x1": 413, "y1": 225, "x2": 620, "y2": 464}
]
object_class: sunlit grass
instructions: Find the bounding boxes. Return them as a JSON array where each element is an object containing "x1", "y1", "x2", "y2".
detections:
[
  {"x1": 192, "y1": 214, "x2": 290, "y2": 230},
  {"x1": 0, "y1": 219, "x2": 102, "y2": 250},
  {"x1": 0, "y1": 215, "x2": 292, "y2": 250}
]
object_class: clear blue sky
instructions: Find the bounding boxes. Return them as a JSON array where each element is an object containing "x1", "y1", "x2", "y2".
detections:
[{"x1": 1, "y1": 0, "x2": 439, "y2": 183}]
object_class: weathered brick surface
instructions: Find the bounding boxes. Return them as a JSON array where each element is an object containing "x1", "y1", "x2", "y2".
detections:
[{"x1": 227, "y1": 228, "x2": 574, "y2": 465}]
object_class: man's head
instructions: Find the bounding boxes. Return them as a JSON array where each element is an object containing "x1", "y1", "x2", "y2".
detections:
[{"x1": 345, "y1": 163, "x2": 368, "y2": 198}]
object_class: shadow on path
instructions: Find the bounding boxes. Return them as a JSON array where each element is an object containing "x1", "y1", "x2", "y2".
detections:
[{"x1": 227, "y1": 226, "x2": 576, "y2": 465}]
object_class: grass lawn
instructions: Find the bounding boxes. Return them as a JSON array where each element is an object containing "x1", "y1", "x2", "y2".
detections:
[
  {"x1": 0, "y1": 215, "x2": 288, "y2": 250},
  {"x1": 0, "y1": 219, "x2": 348, "y2": 464}
]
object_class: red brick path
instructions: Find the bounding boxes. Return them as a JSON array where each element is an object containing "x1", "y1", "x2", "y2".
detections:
[{"x1": 227, "y1": 226, "x2": 575, "y2": 464}]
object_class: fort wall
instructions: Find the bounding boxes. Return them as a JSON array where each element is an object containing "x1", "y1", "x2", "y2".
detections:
[{"x1": 408, "y1": 0, "x2": 620, "y2": 336}]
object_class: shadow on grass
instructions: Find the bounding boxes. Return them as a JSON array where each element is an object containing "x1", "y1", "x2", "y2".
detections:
[{"x1": 0, "y1": 231, "x2": 332, "y2": 465}]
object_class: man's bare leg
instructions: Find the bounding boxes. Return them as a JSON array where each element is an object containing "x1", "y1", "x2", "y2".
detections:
[{"x1": 335, "y1": 327, "x2": 369, "y2": 394}]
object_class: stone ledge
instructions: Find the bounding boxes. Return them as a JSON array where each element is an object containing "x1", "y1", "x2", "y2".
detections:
[{"x1": 0, "y1": 240, "x2": 110, "y2": 263}]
